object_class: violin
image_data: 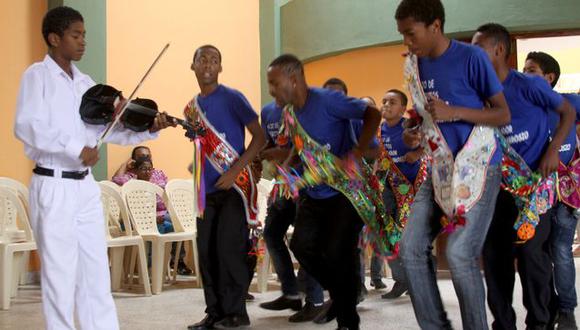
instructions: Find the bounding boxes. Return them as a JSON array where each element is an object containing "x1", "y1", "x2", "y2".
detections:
[{"x1": 80, "y1": 83, "x2": 194, "y2": 133}]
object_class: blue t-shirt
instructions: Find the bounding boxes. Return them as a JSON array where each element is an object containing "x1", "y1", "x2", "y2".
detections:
[
  {"x1": 500, "y1": 70, "x2": 562, "y2": 170},
  {"x1": 197, "y1": 85, "x2": 258, "y2": 194},
  {"x1": 380, "y1": 119, "x2": 421, "y2": 183},
  {"x1": 418, "y1": 39, "x2": 503, "y2": 164},
  {"x1": 547, "y1": 93, "x2": 580, "y2": 165},
  {"x1": 261, "y1": 102, "x2": 284, "y2": 145},
  {"x1": 294, "y1": 88, "x2": 368, "y2": 199},
  {"x1": 350, "y1": 120, "x2": 379, "y2": 150},
  {"x1": 564, "y1": 93, "x2": 580, "y2": 124}
]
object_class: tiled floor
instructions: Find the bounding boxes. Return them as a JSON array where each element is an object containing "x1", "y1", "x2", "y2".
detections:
[{"x1": 3, "y1": 266, "x2": 579, "y2": 330}]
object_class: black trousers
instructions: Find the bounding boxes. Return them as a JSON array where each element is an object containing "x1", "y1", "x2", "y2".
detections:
[
  {"x1": 197, "y1": 189, "x2": 249, "y2": 318},
  {"x1": 290, "y1": 193, "x2": 363, "y2": 330},
  {"x1": 483, "y1": 190, "x2": 554, "y2": 329}
]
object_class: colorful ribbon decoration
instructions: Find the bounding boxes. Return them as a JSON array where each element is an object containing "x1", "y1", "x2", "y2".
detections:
[
  {"x1": 495, "y1": 130, "x2": 555, "y2": 242},
  {"x1": 273, "y1": 105, "x2": 402, "y2": 256},
  {"x1": 375, "y1": 134, "x2": 429, "y2": 228},
  {"x1": 183, "y1": 96, "x2": 259, "y2": 227},
  {"x1": 404, "y1": 54, "x2": 496, "y2": 233}
]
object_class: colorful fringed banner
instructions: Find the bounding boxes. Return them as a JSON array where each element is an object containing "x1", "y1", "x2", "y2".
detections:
[
  {"x1": 183, "y1": 96, "x2": 260, "y2": 227},
  {"x1": 495, "y1": 130, "x2": 555, "y2": 242},
  {"x1": 556, "y1": 137, "x2": 580, "y2": 210},
  {"x1": 404, "y1": 53, "x2": 496, "y2": 233},
  {"x1": 273, "y1": 105, "x2": 402, "y2": 256},
  {"x1": 375, "y1": 137, "x2": 430, "y2": 228}
]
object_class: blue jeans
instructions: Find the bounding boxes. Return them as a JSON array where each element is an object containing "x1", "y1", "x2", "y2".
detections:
[
  {"x1": 157, "y1": 213, "x2": 174, "y2": 234},
  {"x1": 264, "y1": 196, "x2": 323, "y2": 304},
  {"x1": 400, "y1": 165, "x2": 501, "y2": 330},
  {"x1": 550, "y1": 202, "x2": 578, "y2": 313},
  {"x1": 359, "y1": 250, "x2": 385, "y2": 283}
]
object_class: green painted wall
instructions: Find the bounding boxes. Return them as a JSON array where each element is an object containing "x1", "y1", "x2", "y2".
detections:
[
  {"x1": 280, "y1": 0, "x2": 580, "y2": 61},
  {"x1": 259, "y1": 0, "x2": 293, "y2": 107},
  {"x1": 259, "y1": 0, "x2": 276, "y2": 107},
  {"x1": 48, "y1": 0, "x2": 108, "y2": 180}
]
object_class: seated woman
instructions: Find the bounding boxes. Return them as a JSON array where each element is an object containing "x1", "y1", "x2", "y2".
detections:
[
  {"x1": 114, "y1": 146, "x2": 168, "y2": 185},
  {"x1": 113, "y1": 157, "x2": 172, "y2": 233}
]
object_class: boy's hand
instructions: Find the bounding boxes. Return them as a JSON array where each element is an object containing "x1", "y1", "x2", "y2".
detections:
[
  {"x1": 404, "y1": 149, "x2": 422, "y2": 163},
  {"x1": 538, "y1": 145, "x2": 560, "y2": 178},
  {"x1": 79, "y1": 147, "x2": 99, "y2": 167},
  {"x1": 259, "y1": 147, "x2": 288, "y2": 162},
  {"x1": 215, "y1": 169, "x2": 238, "y2": 190},
  {"x1": 426, "y1": 95, "x2": 455, "y2": 122},
  {"x1": 402, "y1": 128, "x2": 422, "y2": 149},
  {"x1": 150, "y1": 112, "x2": 177, "y2": 133}
]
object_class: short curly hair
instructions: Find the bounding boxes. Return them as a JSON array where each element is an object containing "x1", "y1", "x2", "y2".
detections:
[
  {"x1": 476, "y1": 23, "x2": 512, "y2": 60},
  {"x1": 526, "y1": 51, "x2": 561, "y2": 88},
  {"x1": 395, "y1": 0, "x2": 445, "y2": 32},
  {"x1": 323, "y1": 77, "x2": 348, "y2": 95},
  {"x1": 269, "y1": 54, "x2": 304, "y2": 76},
  {"x1": 42, "y1": 6, "x2": 83, "y2": 47},
  {"x1": 386, "y1": 89, "x2": 408, "y2": 107}
]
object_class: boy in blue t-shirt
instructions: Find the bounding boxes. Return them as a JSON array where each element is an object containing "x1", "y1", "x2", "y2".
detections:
[
  {"x1": 395, "y1": 1, "x2": 511, "y2": 329},
  {"x1": 267, "y1": 54, "x2": 382, "y2": 330},
  {"x1": 473, "y1": 24, "x2": 575, "y2": 330},
  {"x1": 377, "y1": 89, "x2": 428, "y2": 300},
  {"x1": 258, "y1": 101, "x2": 326, "y2": 323},
  {"x1": 323, "y1": 78, "x2": 385, "y2": 306},
  {"x1": 524, "y1": 51, "x2": 580, "y2": 329},
  {"x1": 187, "y1": 45, "x2": 266, "y2": 330}
]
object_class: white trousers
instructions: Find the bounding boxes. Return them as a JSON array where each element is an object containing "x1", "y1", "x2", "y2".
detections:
[{"x1": 29, "y1": 174, "x2": 119, "y2": 330}]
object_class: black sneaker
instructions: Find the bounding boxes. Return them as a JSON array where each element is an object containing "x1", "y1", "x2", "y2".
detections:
[
  {"x1": 288, "y1": 302, "x2": 325, "y2": 322},
  {"x1": 381, "y1": 281, "x2": 408, "y2": 299},
  {"x1": 188, "y1": 314, "x2": 222, "y2": 330},
  {"x1": 259, "y1": 295, "x2": 302, "y2": 311},
  {"x1": 313, "y1": 300, "x2": 336, "y2": 324},
  {"x1": 370, "y1": 279, "x2": 387, "y2": 289},
  {"x1": 557, "y1": 311, "x2": 578, "y2": 330},
  {"x1": 214, "y1": 315, "x2": 250, "y2": 329}
]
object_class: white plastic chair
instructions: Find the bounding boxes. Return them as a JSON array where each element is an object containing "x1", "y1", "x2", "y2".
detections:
[
  {"x1": 122, "y1": 180, "x2": 195, "y2": 294},
  {"x1": 163, "y1": 179, "x2": 202, "y2": 287},
  {"x1": 255, "y1": 179, "x2": 274, "y2": 293},
  {"x1": 99, "y1": 182, "x2": 151, "y2": 296},
  {"x1": 0, "y1": 177, "x2": 31, "y2": 286},
  {"x1": 0, "y1": 186, "x2": 36, "y2": 310}
]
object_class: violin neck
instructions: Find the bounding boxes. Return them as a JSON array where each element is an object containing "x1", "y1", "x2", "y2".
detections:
[{"x1": 166, "y1": 114, "x2": 191, "y2": 129}]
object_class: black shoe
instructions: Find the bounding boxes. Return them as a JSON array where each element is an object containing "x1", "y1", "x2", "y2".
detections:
[
  {"x1": 381, "y1": 281, "x2": 408, "y2": 299},
  {"x1": 178, "y1": 266, "x2": 194, "y2": 276},
  {"x1": 313, "y1": 300, "x2": 336, "y2": 324},
  {"x1": 557, "y1": 311, "x2": 578, "y2": 330},
  {"x1": 259, "y1": 295, "x2": 301, "y2": 311},
  {"x1": 214, "y1": 315, "x2": 250, "y2": 329},
  {"x1": 370, "y1": 279, "x2": 387, "y2": 289},
  {"x1": 288, "y1": 302, "x2": 325, "y2": 322},
  {"x1": 245, "y1": 293, "x2": 255, "y2": 301},
  {"x1": 188, "y1": 314, "x2": 222, "y2": 330}
]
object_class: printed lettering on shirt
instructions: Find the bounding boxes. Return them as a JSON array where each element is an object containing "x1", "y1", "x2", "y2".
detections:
[
  {"x1": 500, "y1": 125, "x2": 513, "y2": 135},
  {"x1": 267, "y1": 122, "x2": 279, "y2": 134},
  {"x1": 505, "y1": 131, "x2": 529, "y2": 145},
  {"x1": 422, "y1": 79, "x2": 435, "y2": 90},
  {"x1": 560, "y1": 143, "x2": 571, "y2": 152}
]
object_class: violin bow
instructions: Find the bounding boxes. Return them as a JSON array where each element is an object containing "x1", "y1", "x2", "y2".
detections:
[{"x1": 96, "y1": 43, "x2": 170, "y2": 149}]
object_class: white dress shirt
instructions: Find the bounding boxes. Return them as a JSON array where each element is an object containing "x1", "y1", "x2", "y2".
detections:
[{"x1": 14, "y1": 54, "x2": 158, "y2": 171}]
